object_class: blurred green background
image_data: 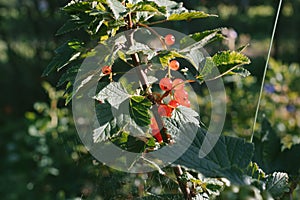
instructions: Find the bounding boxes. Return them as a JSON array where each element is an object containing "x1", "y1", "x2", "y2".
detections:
[{"x1": 1, "y1": 0, "x2": 299, "y2": 199}]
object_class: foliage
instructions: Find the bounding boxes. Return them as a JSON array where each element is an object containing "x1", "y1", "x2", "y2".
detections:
[{"x1": 37, "y1": 0, "x2": 300, "y2": 199}]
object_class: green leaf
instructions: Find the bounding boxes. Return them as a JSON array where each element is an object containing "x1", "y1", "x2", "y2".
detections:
[
  {"x1": 96, "y1": 102, "x2": 114, "y2": 126},
  {"x1": 42, "y1": 40, "x2": 83, "y2": 76},
  {"x1": 107, "y1": 0, "x2": 127, "y2": 19},
  {"x1": 172, "y1": 106, "x2": 199, "y2": 125},
  {"x1": 199, "y1": 57, "x2": 214, "y2": 79},
  {"x1": 212, "y1": 50, "x2": 250, "y2": 67},
  {"x1": 93, "y1": 99, "x2": 148, "y2": 139},
  {"x1": 57, "y1": 64, "x2": 81, "y2": 87},
  {"x1": 56, "y1": 16, "x2": 86, "y2": 35},
  {"x1": 131, "y1": 1, "x2": 166, "y2": 14},
  {"x1": 158, "y1": 50, "x2": 185, "y2": 68},
  {"x1": 253, "y1": 117, "x2": 300, "y2": 175},
  {"x1": 183, "y1": 48, "x2": 204, "y2": 70},
  {"x1": 111, "y1": 132, "x2": 147, "y2": 153},
  {"x1": 174, "y1": 128, "x2": 254, "y2": 184},
  {"x1": 88, "y1": 18, "x2": 105, "y2": 35},
  {"x1": 95, "y1": 82, "x2": 130, "y2": 109},
  {"x1": 148, "y1": 0, "x2": 177, "y2": 8},
  {"x1": 253, "y1": 118, "x2": 281, "y2": 172},
  {"x1": 168, "y1": 11, "x2": 216, "y2": 21},
  {"x1": 180, "y1": 28, "x2": 225, "y2": 49},
  {"x1": 231, "y1": 67, "x2": 251, "y2": 77},
  {"x1": 73, "y1": 73, "x2": 98, "y2": 98},
  {"x1": 116, "y1": 102, "x2": 149, "y2": 137},
  {"x1": 93, "y1": 122, "x2": 112, "y2": 143},
  {"x1": 63, "y1": 1, "x2": 91, "y2": 13},
  {"x1": 246, "y1": 162, "x2": 266, "y2": 180},
  {"x1": 136, "y1": 194, "x2": 184, "y2": 200},
  {"x1": 126, "y1": 42, "x2": 156, "y2": 60},
  {"x1": 266, "y1": 172, "x2": 289, "y2": 198},
  {"x1": 164, "y1": 106, "x2": 200, "y2": 138},
  {"x1": 180, "y1": 31, "x2": 220, "y2": 53},
  {"x1": 129, "y1": 96, "x2": 151, "y2": 127},
  {"x1": 93, "y1": 102, "x2": 119, "y2": 143},
  {"x1": 179, "y1": 32, "x2": 219, "y2": 70},
  {"x1": 199, "y1": 50, "x2": 251, "y2": 79}
]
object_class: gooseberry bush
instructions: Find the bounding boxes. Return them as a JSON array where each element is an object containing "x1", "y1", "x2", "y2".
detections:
[{"x1": 44, "y1": 0, "x2": 296, "y2": 199}]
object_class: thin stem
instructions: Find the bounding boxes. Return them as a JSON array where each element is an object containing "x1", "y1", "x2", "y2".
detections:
[
  {"x1": 138, "y1": 23, "x2": 167, "y2": 50},
  {"x1": 142, "y1": 19, "x2": 168, "y2": 26},
  {"x1": 173, "y1": 165, "x2": 192, "y2": 200},
  {"x1": 125, "y1": 12, "x2": 168, "y2": 143},
  {"x1": 125, "y1": 13, "x2": 149, "y2": 91},
  {"x1": 250, "y1": 0, "x2": 283, "y2": 142},
  {"x1": 204, "y1": 63, "x2": 245, "y2": 82}
]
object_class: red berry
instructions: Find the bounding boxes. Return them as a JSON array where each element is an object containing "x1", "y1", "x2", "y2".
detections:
[
  {"x1": 102, "y1": 65, "x2": 112, "y2": 75},
  {"x1": 181, "y1": 100, "x2": 191, "y2": 108},
  {"x1": 164, "y1": 34, "x2": 175, "y2": 46},
  {"x1": 169, "y1": 60, "x2": 180, "y2": 71},
  {"x1": 159, "y1": 77, "x2": 173, "y2": 91},
  {"x1": 150, "y1": 117, "x2": 159, "y2": 130},
  {"x1": 174, "y1": 89, "x2": 188, "y2": 102},
  {"x1": 152, "y1": 129, "x2": 163, "y2": 143},
  {"x1": 168, "y1": 100, "x2": 179, "y2": 108},
  {"x1": 158, "y1": 104, "x2": 173, "y2": 117},
  {"x1": 172, "y1": 78, "x2": 184, "y2": 90}
]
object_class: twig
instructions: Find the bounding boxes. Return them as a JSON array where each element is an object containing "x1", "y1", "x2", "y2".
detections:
[
  {"x1": 173, "y1": 165, "x2": 192, "y2": 200},
  {"x1": 138, "y1": 23, "x2": 167, "y2": 50},
  {"x1": 125, "y1": 12, "x2": 169, "y2": 143}
]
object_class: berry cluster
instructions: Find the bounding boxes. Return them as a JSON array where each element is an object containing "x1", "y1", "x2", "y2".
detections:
[
  {"x1": 150, "y1": 77, "x2": 191, "y2": 143},
  {"x1": 159, "y1": 77, "x2": 191, "y2": 108}
]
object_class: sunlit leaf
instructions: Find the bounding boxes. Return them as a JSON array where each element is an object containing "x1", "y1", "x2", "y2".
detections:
[
  {"x1": 266, "y1": 172, "x2": 289, "y2": 198},
  {"x1": 180, "y1": 28, "x2": 225, "y2": 49},
  {"x1": 168, "y1": 11, "x2": 216, "y2": 21},
  {"x1": 107, "y1": 0, "x2": 127, "y2": 19},
  {"x1": 42, "y1": 40, "x2": 83, "y2": 76},
  {"x1": 56, "y1": 16, "x2": 86, "y2": 35},
  {"x1": 95, "y1": 82, "x2": 130, "y2": 109},
  {"x1": 129, "y1": 96, "x2": 151, "y2": 127}
]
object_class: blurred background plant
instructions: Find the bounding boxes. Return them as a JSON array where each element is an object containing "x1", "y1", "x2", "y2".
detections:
[{"x1": 1, "y1": 0, "x2": 300, "y2": 199}]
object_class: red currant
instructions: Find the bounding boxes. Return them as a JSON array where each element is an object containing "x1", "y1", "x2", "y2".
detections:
[
  {"x1": 150, "y1": 117, "x2": 159, "y2": 130},
  {"x1": 169, "y1": 60, "x2": 180, "y2": 71},
  {"x1": 158, "y1": 104, "x2": 173, "y2": 117},
  {"x1": 168, "y1": 100, "x2": 179, "y2": 109},
  {"x1": 152, "y1": 129, "x2": 163, "y2": 143},
  {"x1": 174, "y1": 89, "x2": 189, "y2": 102},
  {"x1": 159, "y1": 77, "x2": 173, "y2": 91},
  {"x1": 164, "y1": 34, "x2": 175, "y2": 46},
  {"x1": 181, "y1": 100, "x2": 191, "y2": 108},
  {"x1": 172, "y1": 78, "x2": 184, "y2": 90},
  {"x1": 102, "y1": 65, "x2": 112, "y2": 75}
]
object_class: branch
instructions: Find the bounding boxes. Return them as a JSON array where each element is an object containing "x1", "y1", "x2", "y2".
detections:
[
  {"x1": 173, "y1": 165, "x2": 192, "y2": 200},
  {"x1": 125, "y1": 12, "x2": 169, "y2": 144}
]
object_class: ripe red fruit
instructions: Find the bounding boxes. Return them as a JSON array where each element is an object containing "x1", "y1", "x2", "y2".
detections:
[
  {"x1": 181, "y1": 100, "x2": 191, "y2": 108},
  {"x1": 168, "y1": 100, "x2": 179, "y2": 108},
  {"x1": 172, "y1": 78, "x2": 184, "y2": 90},
  {"x1": 174, "y1": 89, "x2": 189, "y2": 102},
  {"x1": 159, "y1": 77, "x2": 173, "y2": 91},
  {"x1": 152, "y1": 129, "x2": 163, "y2": 143},
  {"x1": 102, "y1": 65, "x2": 112, "y2": 75},
  {"x1": 150, "y1": 117, "x2": 159, "y2": 130},
  {"x1": 158, "y1": 104, "x2": 173, "y2": 117},
  {"x1": 164, "y1": 34, "x2": 175, "y2": 46},
  {"x1": 169, "y1": 60, "x2": 180, "y2": 71}
]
